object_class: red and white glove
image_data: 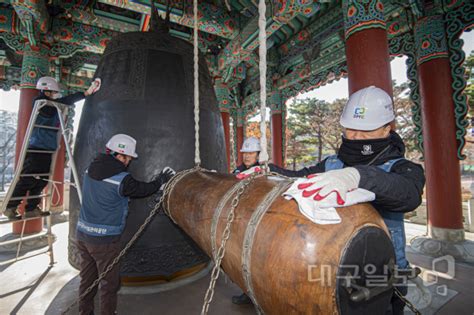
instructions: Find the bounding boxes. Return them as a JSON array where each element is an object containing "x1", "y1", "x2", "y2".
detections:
[
  {"x1": 297, "y1": 168, "x2": 361, "y2": 205},
  {"x1": 86, "y1": 78, "x2": 101, "y2": 96},
  {"x1": 235, "y1": 166, "x2": 262, "y2": 180}
]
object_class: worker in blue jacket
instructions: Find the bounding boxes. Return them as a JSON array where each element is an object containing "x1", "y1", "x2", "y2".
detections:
[
  {"x1": 4, "y1": 76, "x2": 100, "y2": 220},
  {"x1": 76, "y1": 134, "x2": 175, "y2": 315},
  {"x1": 270, "y1": 86, "x2": 425, "y2": 315}
]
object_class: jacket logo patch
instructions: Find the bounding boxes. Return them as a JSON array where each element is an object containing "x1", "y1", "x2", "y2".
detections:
[{"x1": 361, "y1": 144, "x2": 374, "y2": 155}]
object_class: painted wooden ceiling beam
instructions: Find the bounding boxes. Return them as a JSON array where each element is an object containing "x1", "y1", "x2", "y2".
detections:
[
  {"x1": 10, "y1": 0, "x2": 49, "y2": 46},
  {"x1": 217, "y1": 0, "x2": 320, "y2": 76},
  {"x1": 65, "y1": 9, "x2": 140, "y2": 33},
  {"x1": 98, "y1": 0, "x2": 238, "y2": 39}
]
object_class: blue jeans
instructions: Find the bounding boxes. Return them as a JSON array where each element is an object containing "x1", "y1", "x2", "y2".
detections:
[
  {"x1": 382, "y1": 212, "x2": 409, "y2": 315},
  {"x1": 382, "y1": 211, "x2": 408, "y2": 269}
]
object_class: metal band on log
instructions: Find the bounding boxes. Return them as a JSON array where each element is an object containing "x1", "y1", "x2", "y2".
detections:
[
  {"x1": 242, "y1": 179, "x2": 293, "y2": 312},
  {"x1": 165, "y1": 170, "x2": 396, "y2": 314}
]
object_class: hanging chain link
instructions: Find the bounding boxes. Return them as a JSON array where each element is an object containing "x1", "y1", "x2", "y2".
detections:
[
  {"x1": 61, "y1": 167, "x2": 201, "y2": 315},
  {"x1": 200, "y1": 172, "x2": 258, "y2": 315},
  {"x1": 394, "y1": 287, "x2": 421, "y2": 315}
]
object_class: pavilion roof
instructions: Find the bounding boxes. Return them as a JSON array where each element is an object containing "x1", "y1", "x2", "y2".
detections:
[{"x1": 0, "y1": 1, "x2": 455, "y2": 114}]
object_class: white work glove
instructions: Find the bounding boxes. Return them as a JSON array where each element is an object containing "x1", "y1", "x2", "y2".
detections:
[
  {"x1": 297, "y1": 168, "x2": 361, "y2": 205},
  {"x1": 85, "y1": 78, "x2": 101, "y2": 96},
  {"x1": 235, "y1": 166, "x2": 262, "y2": 180}
]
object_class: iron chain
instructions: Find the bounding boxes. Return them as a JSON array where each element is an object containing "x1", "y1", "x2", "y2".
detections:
[
  {"x1": 62, "y1": 167, "x2": 278, "y2": 314},
  {"x1": 394, "y1": 287, "x2": 421, "y2": 315},
  {"x1": 200, "y1": 173, "x2": 258, "y2": 315},
  {"x1": 61, "y1": 167, "x2": 201, "y2": 314}
]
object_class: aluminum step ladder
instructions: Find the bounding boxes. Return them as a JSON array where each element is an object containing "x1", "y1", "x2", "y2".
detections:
[{"x1": 0, "y1": 99, "x2": 83, "y2": 266}]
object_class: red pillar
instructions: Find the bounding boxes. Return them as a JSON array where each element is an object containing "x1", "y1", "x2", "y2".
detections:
[
  {"x1": 236, "y1": 124, "x2": 244, "y2": 166},
  {"x1": 221, "y1": 111, "x2": 231, "y2": 172},
  {"x1": 271, "y1": 112, "x2": 283, "y2": 167},
  {"x1": 345, "y1": 29, "x2": 393, "y2": 96},
  {"x1": 419, "y1": 58, "x2": 463, "y2": 234},
  {"x1": 343, "y1": 1, "x2": 392, "y2": 97},
  {"x1": 13, "y1": 89, "x2": 42, "y2": 234},
  {"x1": 15, "y1": 89, "x2": 37, "y2": 159},
  {"x1": 416, "y1": 15, "x2": 463, "y2": 240},
  {"x1": 12, "y1": 45, "x2": 49, "y2": 234}
]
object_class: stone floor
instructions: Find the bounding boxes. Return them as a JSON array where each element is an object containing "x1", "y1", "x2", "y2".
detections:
[{"x1": 0, "y1": 220, "x2": 473, "y2": 315}]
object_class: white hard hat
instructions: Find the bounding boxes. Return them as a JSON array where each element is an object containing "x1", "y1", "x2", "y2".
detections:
[
  {"x1": 36, "y1": 76, "x2": 60, "y2": 92},
  {"x1": 240, "y1": 137, "x2": 261, "y2": 153},
  {"x1": 106, "y1": 134, "x2": 138, "y2": 158},
  {"x1": 340, "y1": 86, "x2": 395, "y2": 131}
]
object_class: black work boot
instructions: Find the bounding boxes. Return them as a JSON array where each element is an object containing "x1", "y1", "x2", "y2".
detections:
[
  {"x1": 24, "y1": 207, "x2": 50, "y2": 218},
  {"x1": 232, "y1": 293, "x2": 252, "y2": 305},
  {"x1": 3, "y1": 208, "x2": 21, "y2": 220}
]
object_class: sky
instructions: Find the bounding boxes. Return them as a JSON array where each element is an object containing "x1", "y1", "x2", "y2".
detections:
[{"x1": 0, "y1": 31, "x2": 472, "y2": 130}]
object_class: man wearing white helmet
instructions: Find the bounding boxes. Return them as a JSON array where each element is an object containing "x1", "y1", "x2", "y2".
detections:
[
  {"x1": 76, "y1": 134, "x2": 175, "y2": 315},
  {"x1": 270, "y1": 86, "x2": 425, "y2": 314},
  {"x1": 233, "y1": 137, "x2": 261, "y2": 176},
  {"x1": 4, "y1": 76, "x2": 101, "y2": 219}
]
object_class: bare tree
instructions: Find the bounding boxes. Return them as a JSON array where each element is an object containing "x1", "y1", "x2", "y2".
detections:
[
  {"x1": 245, "y1": 120, "x2": 272, "y2": 156},
  {"x1": 392, "y1": 82, "x2": 423, "y2": 161},
  {"x1": 0, "y1": 110, "x2": 17, "y2": 191}
]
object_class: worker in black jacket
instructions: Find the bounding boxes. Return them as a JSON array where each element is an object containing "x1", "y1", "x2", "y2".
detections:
[
  {"x1": 233, "y1": 136, "x2": 261, "y2": 175},
  {"x1": 76, "y1": 133, "x2": 175, "y2": 315},
  {"x1": 4, "y1": 76, "x2": 101, "y2": 220},
  {"x1": 270, "y1": 86, "x2": 425, "y2": 315}
]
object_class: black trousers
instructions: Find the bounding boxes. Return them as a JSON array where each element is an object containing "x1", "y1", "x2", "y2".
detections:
[
  {"x1": 7, "y1": 151, "x2": 52, "y2": 212},
  {"x1": 77, "y1": 240, "x2": 122, "y2": 315}
]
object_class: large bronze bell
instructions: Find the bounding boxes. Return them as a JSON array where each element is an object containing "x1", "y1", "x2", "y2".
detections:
[{"x1": 68, "y1": 30, "x2": 227, "y2": 283}]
